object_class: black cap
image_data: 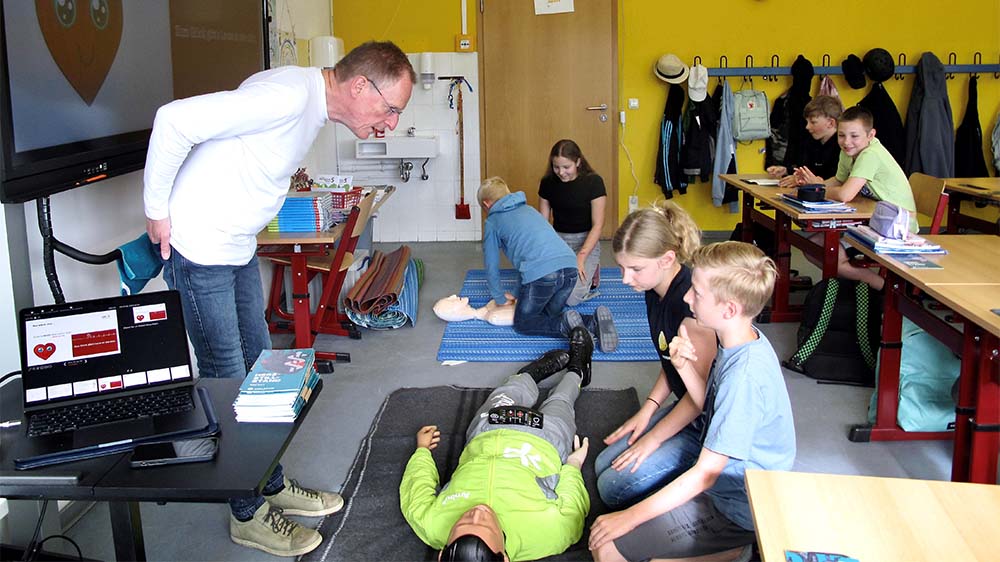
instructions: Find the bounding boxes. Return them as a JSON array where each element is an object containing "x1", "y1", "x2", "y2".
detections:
[
  {"x1": 863, "y1": 48, "x2": 895, "y2": 83},
  {"x1": 441, "y1": 535, "x2": 504, "y2": 562},
  {"x1": 841, "y1": 54, "x2": 867, "y2": 89}
]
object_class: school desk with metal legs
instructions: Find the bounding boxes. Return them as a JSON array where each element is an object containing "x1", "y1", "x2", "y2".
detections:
[
  {"x1": 720, "y1": 174, "x2": 877, "y2": 323},
  {"x1": 943, "y1": 177, "x2": 1000, "y2": 234},
  {"x1": 1, "y1": 377, "x2": 323, "y2": 561},
  {"x1": 844, "y1": 235, "x2": 1000, "y2": 484}
]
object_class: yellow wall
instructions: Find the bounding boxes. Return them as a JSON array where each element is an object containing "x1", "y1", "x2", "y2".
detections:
[
  {"x1": 332, "y1": 0, "x2": 1000, "y2": 230},
  {"x1": 333, "y1": 0, "x2": 475, "y2": 53},
  {"x1": 620, "y1": 0, "x2": 1000, "y2": 229}
]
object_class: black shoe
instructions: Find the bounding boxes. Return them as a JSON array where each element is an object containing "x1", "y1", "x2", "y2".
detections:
[
  {"x1": 586, "y1": 306, "x2": 618, "y2": 353},
  {"x1": 517, "y1": 349, "x2": 570, "y2": 383},
  {"x1": 566, "y1": 326, "x2": 594, "y2": 387}
]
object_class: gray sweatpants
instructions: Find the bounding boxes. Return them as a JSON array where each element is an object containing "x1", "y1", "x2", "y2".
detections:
[
  {"x1": 465, "y1": 372, "x2": 580, "y2": 461},
  {"x1": 559, "y1": 231, "x2": 600, "y2": 306}
]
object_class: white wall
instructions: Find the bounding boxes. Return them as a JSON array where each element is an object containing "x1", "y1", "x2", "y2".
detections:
[{"x1": 317, "y1": 51, "x2": 483, "y2": 243}]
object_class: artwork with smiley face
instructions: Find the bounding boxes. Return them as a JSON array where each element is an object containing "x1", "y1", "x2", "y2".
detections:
[{"x1": 35, "y1": 0, "x2": 123, "y2": 105}]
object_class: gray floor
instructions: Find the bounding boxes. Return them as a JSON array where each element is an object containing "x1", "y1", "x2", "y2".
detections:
[{"x1": 62, "y1": 239, "x2": 952, "y2": 561}]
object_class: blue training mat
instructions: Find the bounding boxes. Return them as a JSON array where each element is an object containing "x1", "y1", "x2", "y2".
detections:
[{"x1": 436, "y1": 267, "x2": 658, "y2": 362}]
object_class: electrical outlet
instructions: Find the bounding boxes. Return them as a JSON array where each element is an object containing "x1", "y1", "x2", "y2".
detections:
[
  {"x1": 628, "y1": 195, "x2": 638, "y2": 213},
  {"x1": 627, "y1": 98, "x2": 639, "y2": 109},
  {"x1": 619, "y1": 111, "x2": 626, "y2": 125},
  {"x1": 455, "y1": 34, "x2": 474, "y2": 52}
]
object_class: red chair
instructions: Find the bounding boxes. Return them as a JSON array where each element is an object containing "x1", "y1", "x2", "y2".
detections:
[{"x1": 264, "y1": 190, "x2": 378, "y2": 340}]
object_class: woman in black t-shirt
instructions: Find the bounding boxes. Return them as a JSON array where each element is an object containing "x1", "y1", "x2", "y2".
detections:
[
  {"x1": 593, "y1": 201, "x2": 719, "y2": 509},
  {"x1": 538, "y1": 139, "x2": 607, "y2": 306}
]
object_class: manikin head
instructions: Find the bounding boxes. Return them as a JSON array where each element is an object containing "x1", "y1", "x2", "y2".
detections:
[{"x1": 439, "y1": 504, "x2": 508, "y2": 562}]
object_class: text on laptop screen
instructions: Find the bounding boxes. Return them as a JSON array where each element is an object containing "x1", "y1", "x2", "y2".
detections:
[{"x1": 21, "y1": 291, "x2": 191, "y2": 407}]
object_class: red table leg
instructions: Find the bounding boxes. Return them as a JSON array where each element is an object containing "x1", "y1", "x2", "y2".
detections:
[
  {"x1": 967, "y1": 331, "x2": 1000, "y2": 484},
  {"x1": 289, "y1": 253, "x2": 313, "y2": 349}
]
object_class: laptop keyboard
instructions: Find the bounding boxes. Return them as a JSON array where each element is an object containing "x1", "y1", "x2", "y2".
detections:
[{"x1": 27, "y1": 387, "x2": 195, "y2": 437}]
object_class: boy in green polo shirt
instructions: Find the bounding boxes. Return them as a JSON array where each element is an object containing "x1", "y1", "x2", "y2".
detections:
[{"x1": 794, "y1": 106, "x2": 917, "y2": 290}]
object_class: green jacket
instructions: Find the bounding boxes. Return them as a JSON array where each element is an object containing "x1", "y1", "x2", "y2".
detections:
[{"x1": 399, "y1": 429, "x2": 590, "y2": 561}]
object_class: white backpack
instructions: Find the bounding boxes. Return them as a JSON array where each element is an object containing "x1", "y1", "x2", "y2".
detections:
[{"x1": 732, "y1": 89, "x2": 771, "y2": 141}]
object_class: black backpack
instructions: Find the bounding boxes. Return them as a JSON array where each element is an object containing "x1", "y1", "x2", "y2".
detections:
[{"x1": 784, "y1": 278, "x2": 881, "y2": 386}]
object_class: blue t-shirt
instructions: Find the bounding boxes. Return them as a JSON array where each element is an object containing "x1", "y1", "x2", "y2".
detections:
[{"x1": 700, "y1": 328, "x2": 796, "y2": 530}]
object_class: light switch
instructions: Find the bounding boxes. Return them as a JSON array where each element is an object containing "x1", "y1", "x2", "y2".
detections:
[{"x1": 627, "y1": 98, "x2": 639, "y2": 110}]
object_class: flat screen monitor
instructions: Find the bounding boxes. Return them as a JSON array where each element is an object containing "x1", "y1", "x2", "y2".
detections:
[{"x1": 0, "y1": 0, "x2": 268, "y2": 203}]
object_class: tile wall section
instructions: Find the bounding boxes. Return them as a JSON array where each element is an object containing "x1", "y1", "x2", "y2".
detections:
[{"x1": 305, "y1": 52, "x2": 482, "y2": 243}]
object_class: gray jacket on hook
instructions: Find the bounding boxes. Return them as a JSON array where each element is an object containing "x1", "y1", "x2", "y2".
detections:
[
  {"x1": 904, "y1": 52, "x2": 955, "y2": 177},
  {"x1": 711, "y1": 79, "x2": 736, "y2": 207}
]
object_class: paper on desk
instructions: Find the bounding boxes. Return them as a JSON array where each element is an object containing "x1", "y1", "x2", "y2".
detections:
[
  {"x1": 747, "y1": 178, "x2": 781, "y2": 186},
  {"x1": 785, "y1": 551, "x2": 860, "y2": 562}
]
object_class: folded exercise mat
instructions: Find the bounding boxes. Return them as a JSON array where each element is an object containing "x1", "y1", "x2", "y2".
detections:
[
  {"x1": 301, "y1": 385, "x2": 638, "y2": 562},
  {"x1": 345, "y1": 245, "x2": 411, "y2": 316},
  {"x1": 436, "y1": 267, "x2": 657, "y2": 362},
  {"x1": 346, "y1": 258, "x2": 421, "y2": 329}
]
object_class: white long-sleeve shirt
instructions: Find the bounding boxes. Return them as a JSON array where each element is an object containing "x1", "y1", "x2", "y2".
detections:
[{"x1": 143, "y1": 66, "x2": 328, "y2": 265}]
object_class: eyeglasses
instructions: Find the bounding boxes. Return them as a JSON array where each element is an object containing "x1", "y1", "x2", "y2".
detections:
[{"x1": 364, "y1": 75, "x2": 403, "y2": 117}]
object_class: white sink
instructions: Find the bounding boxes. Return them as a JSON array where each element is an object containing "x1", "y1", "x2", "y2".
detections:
[{"x1": 355, "y1": 136, "x2": 438, "y2": 159}]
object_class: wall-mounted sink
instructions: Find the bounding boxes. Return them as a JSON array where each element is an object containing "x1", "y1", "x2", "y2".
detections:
[{"x1": 355, "y1": 136, "x2": 438, "y2": 159}]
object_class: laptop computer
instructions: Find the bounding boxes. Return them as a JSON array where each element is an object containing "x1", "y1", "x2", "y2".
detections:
[{"x1": 13, "y1": 290, "x2": 213, "y2": 465}]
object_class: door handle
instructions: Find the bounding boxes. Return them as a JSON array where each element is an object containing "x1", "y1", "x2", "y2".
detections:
[{"x1": 585, "y1": 104, "x2": 608, "y2": 111}]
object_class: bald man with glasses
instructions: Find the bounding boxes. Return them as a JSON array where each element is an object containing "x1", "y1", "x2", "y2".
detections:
[{"x1": 143, "y1": 41, "x2": 415, "y2": 557}]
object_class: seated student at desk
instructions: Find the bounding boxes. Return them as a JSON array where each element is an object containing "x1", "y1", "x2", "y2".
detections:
[
  {"x1": 793, "y1": 106, "x2": 917, "y2": 291},
  {"x1": 766, "y1": 95, "x2": 844, "y2": 188}
]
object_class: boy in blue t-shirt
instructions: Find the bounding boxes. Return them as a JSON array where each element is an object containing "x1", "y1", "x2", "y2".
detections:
[
  {"x1": 589, "y1": 241, "x2": 796, "y2": 562},
  {"x1": 478, "y1": 176, "x2": 589, "y2": 340}
]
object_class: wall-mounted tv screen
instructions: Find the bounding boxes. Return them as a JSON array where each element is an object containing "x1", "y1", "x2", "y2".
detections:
[{"x1": 0, "y1": 0, "x2": 268, "y2": 204}]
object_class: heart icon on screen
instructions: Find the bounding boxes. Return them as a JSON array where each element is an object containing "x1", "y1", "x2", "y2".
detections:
[
  {"x1": 33, "y1": 343, "x2": 56, "y2": 360},
  {"x1": 137, "y1": 315, "x2": 144, "y2": 321},
  {"x1": 35, "y1": 0, "x2": 124, "y2": 105}
]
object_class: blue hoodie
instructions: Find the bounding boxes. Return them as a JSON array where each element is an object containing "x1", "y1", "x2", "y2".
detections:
[{"x1": 483, "y1": 192, "x2": 577, "y2": 304}]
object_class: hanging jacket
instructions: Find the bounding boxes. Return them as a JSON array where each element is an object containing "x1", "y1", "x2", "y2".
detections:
[
  {"x1": 766, "y1": 55, "x2": 813, "y2": 170},
  {"x1": 681, "y1": 96, "x2": 718, "y2": 182},
  {"x1": 654, "y1": 84, "x2": 687, "y2": 198},
  {"x1": 904, "y1": 52, "x2": 955, "y2": 177},
  {"x1": 857, "y1": 83, "x2": 906, "y2": 166},
  {"x1": 712, "y1": 80, "x2": 737, "y2": 207},
  {"x1": 954, "y1": 76, "x2": 988, "y2": 177},
  {"x1": 992, "y1": 115, "x2": 1000, "y2": 173}
]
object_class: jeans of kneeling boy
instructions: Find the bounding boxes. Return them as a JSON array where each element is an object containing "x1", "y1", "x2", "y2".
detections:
[{"x1": 512, "y1": 267, "x2": 577, "y2": 337}]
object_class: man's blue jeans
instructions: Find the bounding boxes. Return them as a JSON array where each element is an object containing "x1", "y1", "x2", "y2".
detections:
[
  {"x1": 594, "y1": 403, "x2": 703, "y2": 509},
  {"x1": 513, "y1": 267, "x2": 577, "y2": 337},
  {"x1": 163, "y1": 249, "x2": 281, "y2": 518}
]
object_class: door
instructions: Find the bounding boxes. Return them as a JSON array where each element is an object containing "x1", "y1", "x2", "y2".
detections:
[{"x1": 479, "y1": 0, "x2": 618, "y2": 236}]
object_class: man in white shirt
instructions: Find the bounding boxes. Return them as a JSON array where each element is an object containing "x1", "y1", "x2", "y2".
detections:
[{"x1": 142, "y1": 41, "x2": 415, "y2": 557}]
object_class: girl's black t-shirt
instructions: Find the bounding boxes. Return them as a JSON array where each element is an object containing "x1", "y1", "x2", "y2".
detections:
[
  {"x1": 644, "y1": 264, "x2": 695, "y2": 398},
  {"x1": 538, "y1": 173, "x2": 606, "y2": 233}
]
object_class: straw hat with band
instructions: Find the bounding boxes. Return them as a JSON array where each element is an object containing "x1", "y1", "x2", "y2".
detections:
[{"x1": 655, "y1": 54, "x2": 689, "y2": 84}]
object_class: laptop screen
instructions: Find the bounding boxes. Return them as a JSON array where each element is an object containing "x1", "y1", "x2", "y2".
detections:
[{"x1": 19, "y1": 290, "x2": 193, "y2": 411}]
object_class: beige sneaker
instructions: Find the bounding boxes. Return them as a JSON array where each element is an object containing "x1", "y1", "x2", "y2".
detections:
[
  {"x1": 229, "y1": 502, "x2": 321, "y2": 557},
  {"x1": 266, "y1": 477, "x2": 345, "y2": 517}
]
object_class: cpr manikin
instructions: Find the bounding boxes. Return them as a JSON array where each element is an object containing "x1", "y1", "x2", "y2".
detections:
[{"x1": 432, "y1": 294, "x2": 514, "y2": 326}]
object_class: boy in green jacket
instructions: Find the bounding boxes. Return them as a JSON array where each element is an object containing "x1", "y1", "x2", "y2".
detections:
[{"x1": 400, "y1": 327, "x2": 594, "y2": 561}]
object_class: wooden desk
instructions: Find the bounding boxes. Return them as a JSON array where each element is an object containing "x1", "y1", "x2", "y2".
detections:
[
  {"x1": 943, "y1": 177, "x2": 1000, "y2": 234},
  {"x1": 746, "y1": 470, "x2": 1000, "y2": 562},
  {"x1": 845, "y1": 235, "x2": 1000, "y2": 483},
  {"x1": 256, "y1": 186, "x2": 394, "y2": 355},
  {"x1": 1, "y1": 378, "x2": 322, "y2": 561},
  {"x1": 720, "y1": 174, "x2": 876, "y2": 322}
]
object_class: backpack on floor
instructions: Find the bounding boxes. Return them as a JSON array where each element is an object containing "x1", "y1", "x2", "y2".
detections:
[
  {"x1": 784, "y1": 278, "x2": 881, "y2": 385},
  {"x1": 867, "y1": 317, "x2": 959, "y2": 431}
]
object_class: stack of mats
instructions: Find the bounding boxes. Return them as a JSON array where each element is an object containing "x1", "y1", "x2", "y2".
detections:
[
  {"x1": 267, "y1": 192, "x2": 336, "y2": 232},
  {"x1": 436, "y1": 267, "x2": 658, "y2": 362},
  {"x1": 344, "y1": 245, "x2": 412, "y2": 327},
  {"x1": 346, "y1": 258, "x2": 422, "y2": 329}
]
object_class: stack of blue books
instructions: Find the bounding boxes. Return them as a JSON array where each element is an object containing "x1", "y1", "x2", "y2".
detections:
[
  {"x1": 268, "y1": 192, "x2": 336, "y2": 233},
  {"x1": 846, "y1": 225, "x2": 946, "y2": 255},
  {"x1": 779, "y1": 194, "x2": 856, "y2": 214},
  {"x1": 233, "y1": 349, "x2": 320, "y2": 422}
]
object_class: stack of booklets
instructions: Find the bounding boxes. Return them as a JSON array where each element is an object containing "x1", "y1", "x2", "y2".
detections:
[
  {"x1": 233, "y1": 349, "x2": 320, "y2": 422},
  {"x1": 845, "y1": 225, "x2": 947, "y2": 254},
  {"x1": 267, "y1": 192, "x2": 336, "y2": 233},
  {"x1": 779, "y1": 194, "x2": 856, "y2": 214}
]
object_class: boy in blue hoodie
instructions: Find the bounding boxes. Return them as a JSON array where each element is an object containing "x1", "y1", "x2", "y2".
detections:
[{"x1": 478, "y1": 176, "x2": 595, "y2": 339}]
